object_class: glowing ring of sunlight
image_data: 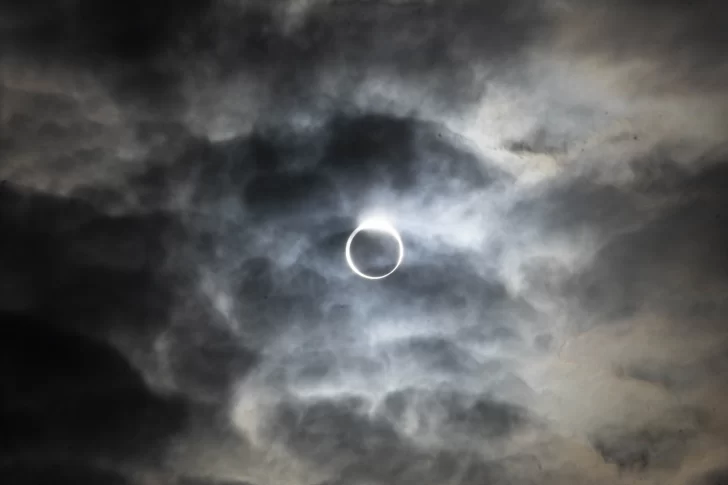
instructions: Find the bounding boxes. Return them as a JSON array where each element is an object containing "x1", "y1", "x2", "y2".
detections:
[{"x1": 345, "y1": 217, "x2": 404, "y2": 280}]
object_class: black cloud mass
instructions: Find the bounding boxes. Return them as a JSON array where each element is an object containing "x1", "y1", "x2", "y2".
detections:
[{"x1": 2, "y1": 0, "x2": 728, "y2": 484}]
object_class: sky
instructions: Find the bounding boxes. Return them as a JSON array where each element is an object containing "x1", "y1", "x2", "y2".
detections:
[{"x1": 2, "y1": 0, "x2": 728, "y2": 484}]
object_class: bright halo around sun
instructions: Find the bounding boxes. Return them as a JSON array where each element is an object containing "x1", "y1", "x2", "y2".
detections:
[{"x1": 345, "y1": 217, "x2": 404, "y2": 280}]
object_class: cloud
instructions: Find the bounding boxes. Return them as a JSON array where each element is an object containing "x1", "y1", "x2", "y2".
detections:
[{"x1": 2, "y1": 0, "x2": 728, "y2": 484}]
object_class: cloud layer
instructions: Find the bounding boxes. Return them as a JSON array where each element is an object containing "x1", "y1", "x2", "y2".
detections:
[{"x1": 2, "y1": 1, "x2": 728, "y2": 484}]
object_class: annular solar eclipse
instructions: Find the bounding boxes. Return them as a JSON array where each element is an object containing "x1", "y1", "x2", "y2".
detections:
[{"x1": 345, "y1": 217, "x2": 404, "y2": 279}]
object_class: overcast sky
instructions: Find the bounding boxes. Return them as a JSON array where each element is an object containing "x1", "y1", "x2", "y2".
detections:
[{"x1": 2, "y1": 1, "x2": 728, "y2": 484}]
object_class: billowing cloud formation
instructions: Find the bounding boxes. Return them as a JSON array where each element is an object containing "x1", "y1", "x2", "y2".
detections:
[{"x1": 2, "y1": 1, "x2": 728, "y2": 484}]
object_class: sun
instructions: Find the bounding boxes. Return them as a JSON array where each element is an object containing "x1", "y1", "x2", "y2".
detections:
[{"x1": 345, "y1": 216, "x2": 404, "y2": 280}]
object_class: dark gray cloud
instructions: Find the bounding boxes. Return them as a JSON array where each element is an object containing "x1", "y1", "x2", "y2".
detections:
[
  {"x1": 3, "y1": 0, "x2": 728, "y2": 484},
  {"x1": 0, "y1": 462, "x2": 130, "y2": 485},
  {"x1": 697, "y1": 468, "x2": 728, "y2": 485}
]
